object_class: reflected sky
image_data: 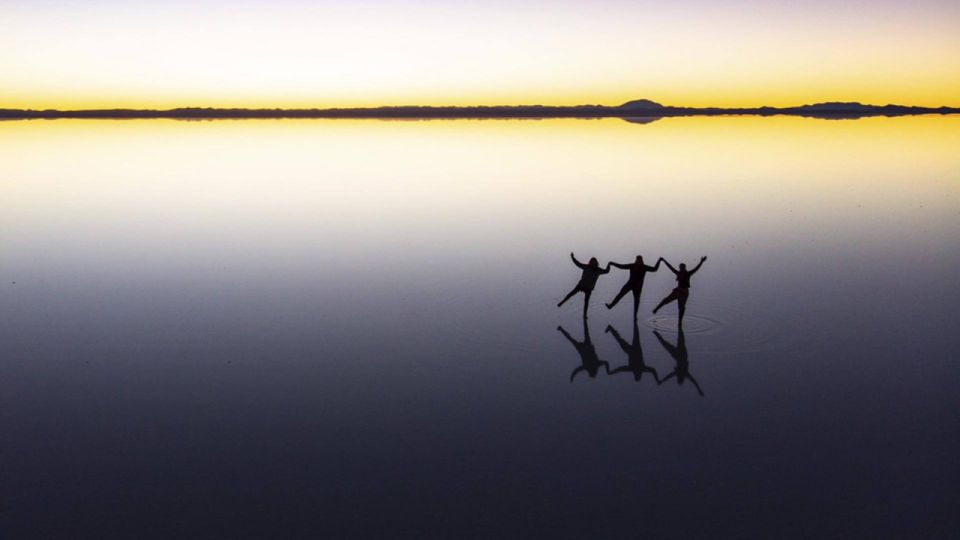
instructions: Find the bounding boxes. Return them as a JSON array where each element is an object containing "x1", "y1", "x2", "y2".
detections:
[{"x1": 0, "y1": 117, "x2": 958, "y2": 538}]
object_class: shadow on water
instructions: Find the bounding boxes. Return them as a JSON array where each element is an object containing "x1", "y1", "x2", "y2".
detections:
[
  {"x1": 654, "y1": 328, "x2": 704, "y2": 396},
  {"x1": 557, "y1": 319, "x2": 702, "y2": 395},
  {"x1": 557, "y1": 319, "x2": 609, "y2": 381},
  {"x1": 606, "y1": 321, "x2": 660, "y2": 384}
]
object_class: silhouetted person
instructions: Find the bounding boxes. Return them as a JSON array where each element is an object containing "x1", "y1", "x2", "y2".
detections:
[
  {"x1": 558, "y1": 253, "x2": 610, "y2": 319},
  {"x1": 606, "y1": 322, "x2": 659, "y2": 383},
  {"x1": 653, "y1": 329, "x2": 703, "y2": 396},
  {"x1": 558, "y1": 319, "x2": 609, "y2": 382},
  {"x1": 652, "y1": 256, "x2": 707, "y2": 326},
  {"x1": 606, "y1": 255, "x2": 661, "y2": 320}
]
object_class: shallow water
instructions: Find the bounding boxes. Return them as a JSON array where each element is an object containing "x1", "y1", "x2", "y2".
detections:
[{"x1": 1, "y1": 116, "x2": 958, "y2": 538}]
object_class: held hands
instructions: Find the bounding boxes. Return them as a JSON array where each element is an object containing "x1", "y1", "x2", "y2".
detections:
[{"x1": 701, "y1": 256, "x2": 708, "y2": 262}]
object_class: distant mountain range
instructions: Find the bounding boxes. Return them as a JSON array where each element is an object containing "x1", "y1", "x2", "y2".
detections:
[{"x1": 1, "y1": 100, "x2": 957, "y2": 119}]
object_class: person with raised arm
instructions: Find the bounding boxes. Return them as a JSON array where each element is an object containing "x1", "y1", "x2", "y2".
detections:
[
  {"x1": 558, "y1": 252, "x2": 610, "y2": 319},
  {"x1": 652, "y1": 255, "x2": 707, "y2": 326},
  {"x1": 605, "y1": 254, "x2": 661, "y2": 320}
]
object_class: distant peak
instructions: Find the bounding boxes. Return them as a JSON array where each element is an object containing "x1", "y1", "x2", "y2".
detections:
[{"x1": 619, "y1": 99, "x2": 664, "y2": 109}]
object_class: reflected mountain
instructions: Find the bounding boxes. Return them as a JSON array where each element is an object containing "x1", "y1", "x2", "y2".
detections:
[
  {"x1": 619, "y1": 117, "x2": 662, "y2": 125},
  {"x1": 606, "y1": 322, "x2": 659, "y2": 383},
  {"x1": 653, "y1": 329, "x2": 704, "y2": 396},
  {"x1": 558, "y1": 320, "x2": 609, "y2": 381}
]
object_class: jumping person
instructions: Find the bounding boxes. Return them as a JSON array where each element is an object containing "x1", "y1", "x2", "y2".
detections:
[
  {"x1": 652, "y1": 256, "x2": 707, "y2": 326},
  {"x1": 653, "y1": 328, "x2": 703, "y2": 396},
  {"x1": 605, "y1": 255, "x2": 661, "y2": 320},
  {"x1": 558, "y1": 252, "x2": 610, "y2": 319}
]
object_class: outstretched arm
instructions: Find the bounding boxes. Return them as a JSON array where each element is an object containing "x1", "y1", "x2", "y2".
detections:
[
  {"x1": 570, "y1": 252, "x2": 587, "y2": 269},
  {"x1": 689, "y1": 256, "x2": 708, "y2": 275},
  {"x1": 646, "y1": 259, "x2": 661, "y2": 272},
  {"x1": 600, "y1": 263, "x2": 611, "y2": 274},
  {"x1": 609, "y1": 261, "x2": 630, "y2": 270},
  {"x1": 659, "y1": 257, "x2": 678, "y2": 274},
  {"x1": 570, "y1": 365, "x2": 586, "y2": 382}
]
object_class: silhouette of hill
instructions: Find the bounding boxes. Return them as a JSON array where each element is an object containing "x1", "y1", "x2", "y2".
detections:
[
  {"x1": 0, "y1": 101, "x2": 956, "y2": 120},
  {"x1": 620, "y1": 99, "x2": 665, "y2": 111}
]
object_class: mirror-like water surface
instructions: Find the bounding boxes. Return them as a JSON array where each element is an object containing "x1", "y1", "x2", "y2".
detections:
[{"x1": 1, "y1": 117, "x2": 958, "y2": 538}]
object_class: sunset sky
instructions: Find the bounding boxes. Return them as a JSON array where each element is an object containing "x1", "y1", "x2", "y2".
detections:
[{"x1": 2, "y1": 0, "x2": 958, "y2": 109}]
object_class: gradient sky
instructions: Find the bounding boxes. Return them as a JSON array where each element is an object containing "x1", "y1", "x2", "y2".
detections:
[{"x1": 2, "y1": 0, "x2": 958, "y2": 108}]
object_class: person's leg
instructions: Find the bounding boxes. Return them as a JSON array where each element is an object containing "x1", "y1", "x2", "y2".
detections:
[
  {"x1": 653, "y1": 290, "x2": 679, "y2": 313},
  {"x1": 606, "y1": 282, "x2": 632, "y2": 309},
  {"x1": 558, "y1": 287, "x2": 580, "y2": 307},
  {"x1": 631, "y1": 289, "x2": 641, "y2": 320},
  {"x1": 677, "y1": 289, "x2": 689, "y2": 325},
  {"x1": 582, "y1": 289, "x2": 592, "y2": 319}
]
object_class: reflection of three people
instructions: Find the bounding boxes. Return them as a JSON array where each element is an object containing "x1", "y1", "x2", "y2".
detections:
[
  {"x1": 557, "y1": 319, "x2": 703, "y2": 396},
  {"x1": 557, "y1": 251, "x2": 706, "y2": 394}
]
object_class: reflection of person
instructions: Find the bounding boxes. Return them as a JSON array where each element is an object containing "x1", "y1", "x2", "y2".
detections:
[
  {"x1": 652, "y1": 256, "x2": 707, "y2": 326},
  {"x1": 653, "y1": 329, "x2": 703, "y2": 396},
  {"x1": 606, "y1": 255, "x2": 661, "y2": 320},
  {"x1": 606, "y1": 322, "x2": 659, "y2": 383},
  {"x1": 558, "y1": 253, "x2": 610, "y2": 319},
  {"x1": 558, "y1": 319, "x2": 609, "y2": 382}
]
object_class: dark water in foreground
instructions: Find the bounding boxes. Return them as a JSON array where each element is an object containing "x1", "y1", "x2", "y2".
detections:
[{"x1": 1, "y1": 117, "x2": 958, "y2": 538}]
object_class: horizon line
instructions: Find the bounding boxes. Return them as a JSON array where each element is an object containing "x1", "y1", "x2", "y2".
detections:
[
  {"x1": 2, "y1": 100, "x2": 959, "y2": 120},
  {"x1": 4, "y1": 99, "x2": 960, "y2": 111}
]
